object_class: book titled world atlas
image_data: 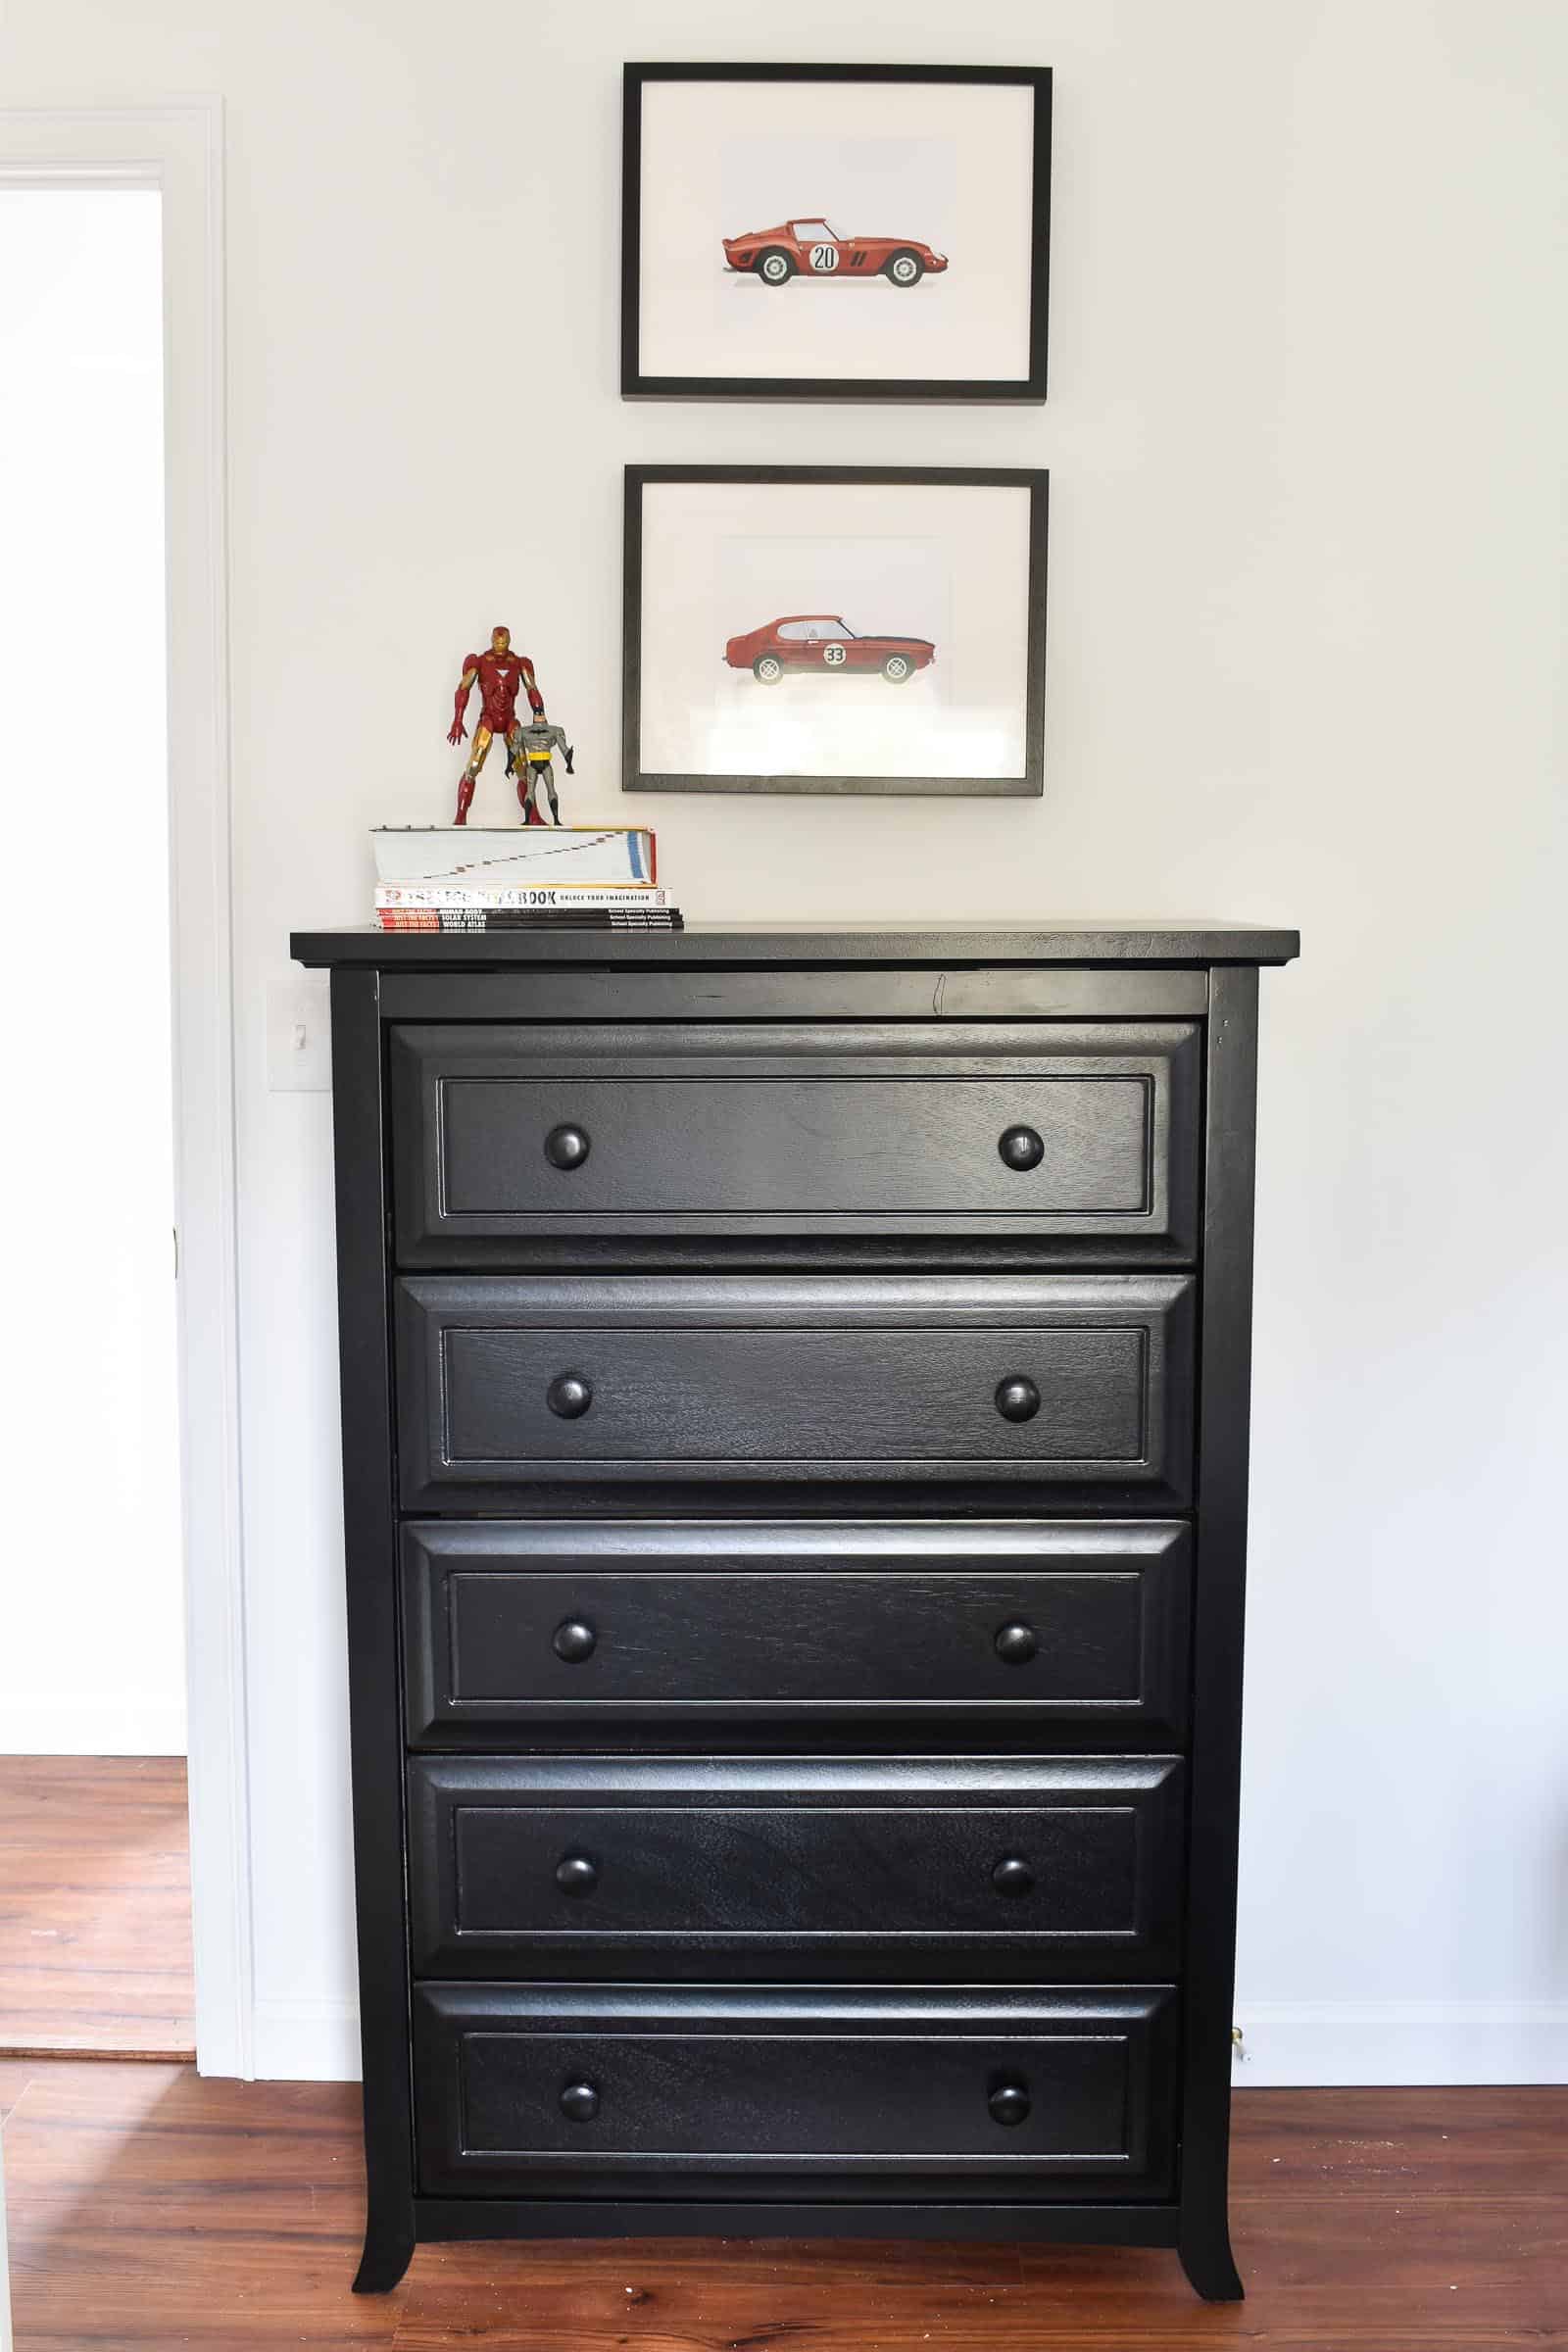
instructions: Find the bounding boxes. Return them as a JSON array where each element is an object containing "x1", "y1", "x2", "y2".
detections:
[{"x1": 371, "y1": 826, "x2": 657, "y2": 891}]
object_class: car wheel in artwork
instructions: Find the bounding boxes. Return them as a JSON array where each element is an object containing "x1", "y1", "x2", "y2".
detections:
[
  {"x1": 882, "y1": 653, "x2": 913, "y2": 682},
  {"x1": 756, "y1": 248, "x2": 795, "y2": 286},
  {"x1": 884, "y1": 250, "x2": 924, "y2": 287},
  {"x1": 753, "y1": 653, "x2": 785, "y2": 682}
]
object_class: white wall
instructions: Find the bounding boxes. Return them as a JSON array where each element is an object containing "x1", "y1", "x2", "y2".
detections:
[
  {"x1": 0, "y1": 188, "x2": 186, "y2": 1758},
  {"x1": 3, "y1": 0, "x2": 1563, "y2": 2080}
]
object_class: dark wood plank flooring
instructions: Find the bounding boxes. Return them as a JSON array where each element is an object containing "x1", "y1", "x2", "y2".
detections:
[
  {"x1": 3, "y1": 2063, "x2": 1563, "y2": 2348},
  {"x1": 0, "y1": 1756, "x2": 194, "y2": 2058}
]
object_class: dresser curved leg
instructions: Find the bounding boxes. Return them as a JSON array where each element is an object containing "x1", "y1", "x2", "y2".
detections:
[
  {"x1": 1178, "y1": 2221, "x2": 1244, "y2": 2302},
  {"x1": 353, "y1": 2213, "x2": 416, "y2": 2294}
]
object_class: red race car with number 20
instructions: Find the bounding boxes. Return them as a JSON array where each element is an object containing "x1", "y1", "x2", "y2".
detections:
[
  {"x1": 725, "y1": 614, "x2": 936, "y2": 685},
  {"x1": 722, "y1": 217, "x2": 949, "y2": 288}
]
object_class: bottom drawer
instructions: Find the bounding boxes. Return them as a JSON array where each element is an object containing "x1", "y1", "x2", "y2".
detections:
[{"x1": 414, "y1": 1984, "x2": 1177, "y2": 2201}]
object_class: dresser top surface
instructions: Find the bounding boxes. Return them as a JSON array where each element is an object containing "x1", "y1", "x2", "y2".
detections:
[{"x1": 291, "y1": 920, "x2": 1299, "y2": 970}]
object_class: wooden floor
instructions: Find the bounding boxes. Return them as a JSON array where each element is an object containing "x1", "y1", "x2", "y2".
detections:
[
  {"x1": 0, "y1": 1756, "x2": 194, "y2": 2059},
  {"x1": 2, "y1": 2063, "x2": 1563, "y2": 2348}
]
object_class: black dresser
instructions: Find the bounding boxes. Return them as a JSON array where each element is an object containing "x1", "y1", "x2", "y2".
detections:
[{"x1": 291, "y1": 922, "x2": 1298, "y2": 2299}]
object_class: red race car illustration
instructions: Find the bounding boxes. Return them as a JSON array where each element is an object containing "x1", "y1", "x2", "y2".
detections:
[
  {"x1": 725, "y1": 614, "x2": 936, "y2": 684},
  {"x1": 721, "y1": 217, "x2": 948, "y2": 288}
]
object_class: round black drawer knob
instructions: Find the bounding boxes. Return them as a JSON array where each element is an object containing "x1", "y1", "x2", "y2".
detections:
[
  {"x1": 555, "y1": 1852, "x2": 599, "y2": 1897},
  {"x1": 544, "y1": 1123, "x2": 591, "y2": 1170},
  {"x1": 552, "y1": 1618, "x2": 597, "y2": 1663},
  {"x1": 994, "y1": 1622, "x2": 1038, "y2": 1666},
  {"x1": 998, "y1": 1125, "x2": 1045, "y2": 1172},
  {"x1": 994, "y1": 1375, "x2": 1041, "y2": 1424},
  {"x1": 547, "y1": 1373, "x2": 593, "y2": 1419},
  {"x1": 992, "y1": 1855, "x2": 1035, "y2": 1898},
  {"x1": 560, "y1": 2080, "x2": 600, "y2": 2123},
  {"x1": 988, "y1": 2081, "x2": 1031, "y2": 2128}
]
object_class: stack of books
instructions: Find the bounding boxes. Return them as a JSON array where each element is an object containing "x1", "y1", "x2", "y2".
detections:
[{"x1": 372, "y1": 827, "x2": 681, "y2": 932}]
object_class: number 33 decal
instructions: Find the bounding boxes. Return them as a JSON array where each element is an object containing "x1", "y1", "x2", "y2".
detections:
[
  {"x1": 808, "y1": 244, "x2": 840, "y2": 272},
  {"x1": 822, "y1": 643, "x2": 847, "y2": 664}
]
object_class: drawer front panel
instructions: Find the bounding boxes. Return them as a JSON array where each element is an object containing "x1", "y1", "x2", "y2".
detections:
[
  {"x1": 395, "y1": 1276, "x2": 1195, "y2": 1506},
  {"x1": 413, "y1": 1985, "x2": 1177, "y2": 2199},
  {"x1": 407, "y1": 1757, "x2": 1185, "y2": 1980},
  {"x1": 402, "y1": 1520, "x2": 1191, "y2": 1741},
  {"x1": 389, "y1": 1021, "x2": 1200, "y2": 1260}
]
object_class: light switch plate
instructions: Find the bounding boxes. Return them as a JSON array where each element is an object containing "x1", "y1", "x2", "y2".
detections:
[{"x1": 267, "y1": 973, "x2": 332, "y2": 1092}]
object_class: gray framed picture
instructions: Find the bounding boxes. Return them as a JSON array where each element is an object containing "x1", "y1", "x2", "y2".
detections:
[{"x1": 622, "y1": 466, "x2": 1049, "y2": 799}]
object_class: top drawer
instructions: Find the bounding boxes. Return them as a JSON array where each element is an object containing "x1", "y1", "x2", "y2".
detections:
[{"x1": 388, "y1": 1022, "x2": 1200, "y2": 1264}]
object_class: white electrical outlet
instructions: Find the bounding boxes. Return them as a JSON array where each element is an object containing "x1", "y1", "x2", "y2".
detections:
[{"x1": 267, "y1": 974, "x2": 332, "y2": 1092}]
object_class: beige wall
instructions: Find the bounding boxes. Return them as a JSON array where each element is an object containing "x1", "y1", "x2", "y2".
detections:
[{"x1": 4, "y1": 0, "x2": 1564, "y2": 2079}]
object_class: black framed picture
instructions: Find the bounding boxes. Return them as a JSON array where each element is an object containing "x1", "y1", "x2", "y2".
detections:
[
  {"x1": 622, "y1": 466, "x2": 1048, "y2": 798},
  {"x1": 621, "y1": 64, "x2": 1052, "y2": 402}
]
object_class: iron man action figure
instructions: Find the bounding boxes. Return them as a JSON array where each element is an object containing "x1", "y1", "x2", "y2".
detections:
[{"x1": 447, "y1": 625, "x2": 548, "y2": 824}]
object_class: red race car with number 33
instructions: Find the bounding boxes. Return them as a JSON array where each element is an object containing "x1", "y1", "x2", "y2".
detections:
[
  {"x1": 722, "y1": 217, "x2": 949, "y2": 287},
  {"x1": 725, "y1": 615, "x2": 936, "y2": 684}
]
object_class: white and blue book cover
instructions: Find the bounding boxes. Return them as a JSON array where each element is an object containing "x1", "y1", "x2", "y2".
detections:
[{"x1": 371, "y1": 827, "x2": 656, "y2": 890}]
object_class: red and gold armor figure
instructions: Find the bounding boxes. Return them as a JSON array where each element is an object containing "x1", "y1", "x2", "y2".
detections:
[{"x1": 447, "y1": 625, "x2": 548, "y2": 825}]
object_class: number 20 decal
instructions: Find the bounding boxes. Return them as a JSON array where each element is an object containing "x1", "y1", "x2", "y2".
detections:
[
  {"x1": 808, "y1": 244, "x2": 840, "y2": 272},
  {"x1": 822, "y1": 643, "x2": 847, "y2": 664}
]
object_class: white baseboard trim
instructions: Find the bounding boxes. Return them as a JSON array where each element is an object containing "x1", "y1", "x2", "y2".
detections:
[
  {"x1": 1233, "y1": 2002, "x2": 1568, "y2": 2085},
  {"x1": 0, "y1": 1698, "x2": 188, "y2": 1756},
  {"x1": 247, "y1": 1997, "x2": 362, "y2": 2083}
]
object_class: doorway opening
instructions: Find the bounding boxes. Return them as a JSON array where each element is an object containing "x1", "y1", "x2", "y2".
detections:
[{"x1": 0, "y1": 186, "x2": 194, "y2": 2059}]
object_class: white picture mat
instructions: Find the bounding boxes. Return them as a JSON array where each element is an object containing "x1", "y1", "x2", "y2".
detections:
[
  {"x1": 636, "y1": 79, "x2": 1035, "y2": 384},
  {"x1": 636, "y1": 479, "x2": 1035, "y2": 784}
]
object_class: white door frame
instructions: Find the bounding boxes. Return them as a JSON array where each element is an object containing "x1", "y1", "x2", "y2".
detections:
[{"x1": 0, "y1": 101, "x2": 251, "y2": 2078}]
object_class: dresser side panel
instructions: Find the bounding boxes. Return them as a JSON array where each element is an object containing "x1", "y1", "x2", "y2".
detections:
[
  {"x1": 329, "y1": 968, "x2": 416, "y2": 2289},
  {"x1": 1177, "y1": 963, "x2": 1259, "y2": 2300}
]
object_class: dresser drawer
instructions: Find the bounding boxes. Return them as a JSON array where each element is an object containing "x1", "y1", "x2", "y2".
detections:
[
  {"x1": 407, "y1": 1756, "x2": 1185, "y2": 1981},
  {"x1": 394, "y1": 1275, "x2": 1195, "y2": 1507},
  {"x1": 402, "y1": 1520, "x2": 1191, "y2": 1742},
  {"x1": 388, "y1": 1021, "x2": 1200, "y2": 1263},
  {"x1": 412, "y1": 1984, "x2": 1177, "y2": 2199}
]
